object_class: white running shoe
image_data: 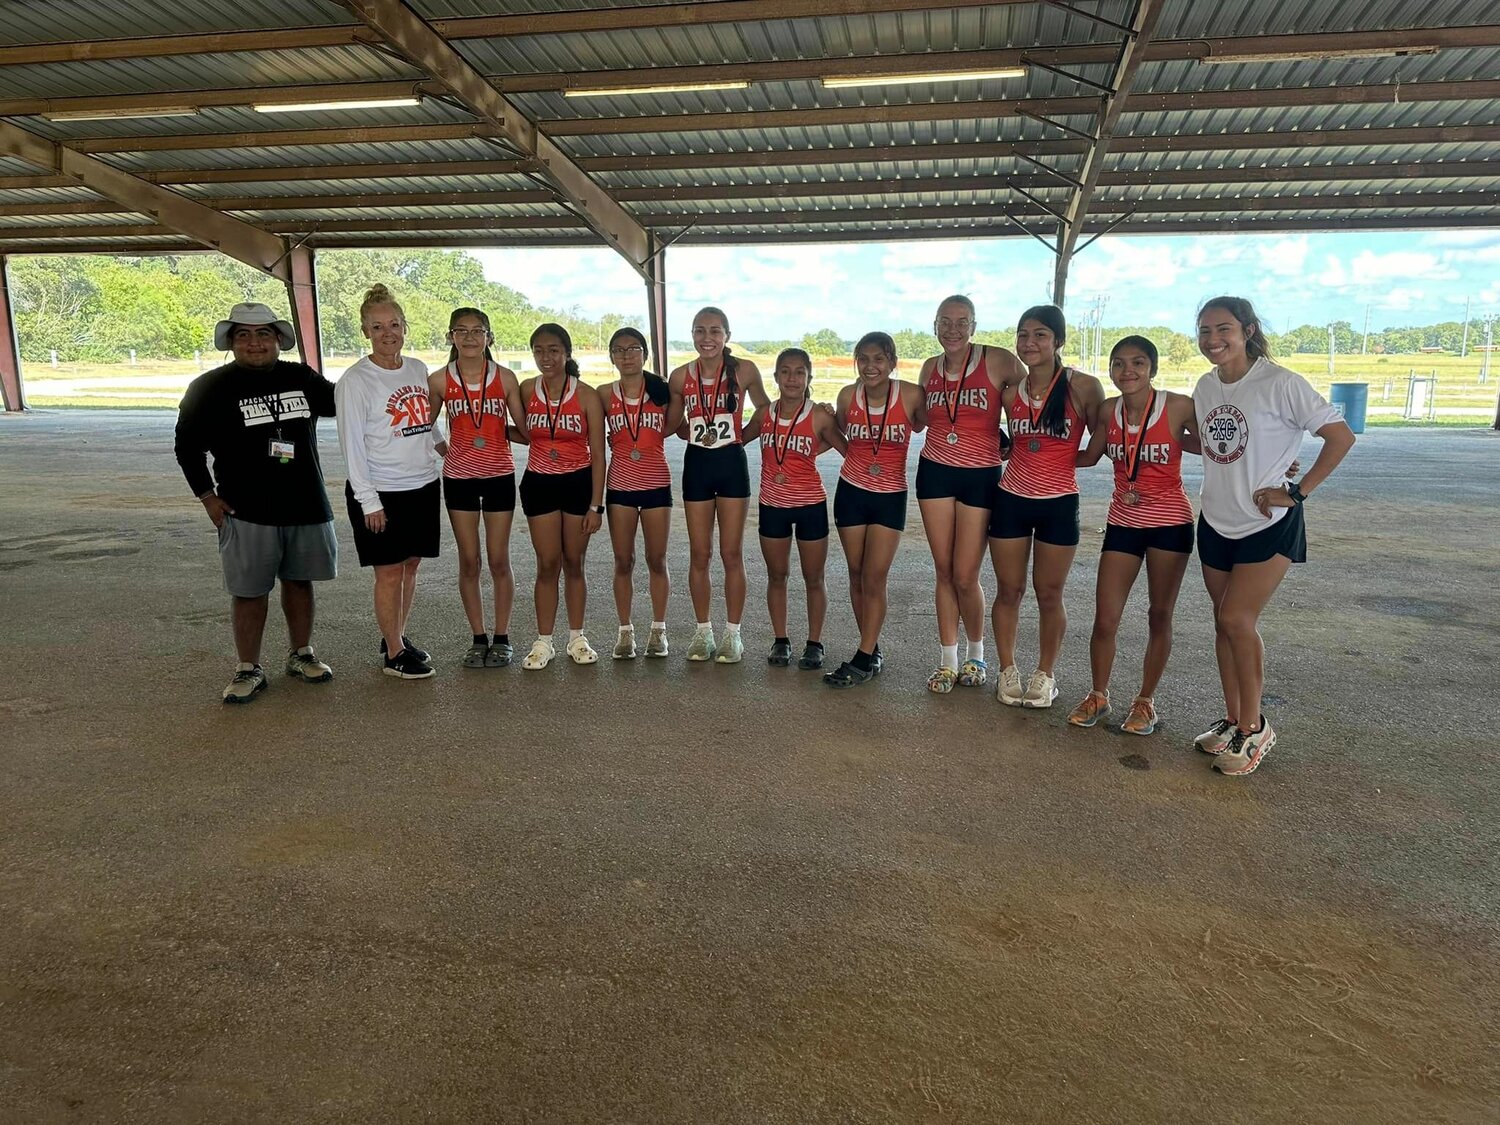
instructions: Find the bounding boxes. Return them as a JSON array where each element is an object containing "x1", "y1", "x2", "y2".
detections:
[
  {"x1": 1021, "y1": 670, "x2": 1058, "y2": 708},
  {"x1": 645, "y1": 626, "x2": 669, "y2": 657},
  {"x1": 613, "y1": 627, "x2": 637, "y2": 660},
  {"x1": 567, "y1": 634, "x2": 598, "y2": 665},
  {"x1": 687, "y1": 627, "x2": 717, "y2": 662},
  {"x1": 1194, "y1": 717, "x2": 1237, "y2": 755},
  {"x1": 521, "y1": 638, "x2": 555, "y2": 670},
  {"x1": 715, "y1": 630, "x2": 744, "y2": 664},
  {"x1": 996, "y1": 664, "x2": 1024, "y2": 707},
  {"x1": 1214, "y1": 717, "x2": 1276, "y2": 776}
]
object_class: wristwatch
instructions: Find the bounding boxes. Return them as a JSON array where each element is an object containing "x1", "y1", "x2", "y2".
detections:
[
  {"x1": 1285, "y1": 481, "x2": 1306, "y2": 504},
  {"x1": 593, "y1": 504, "x2": 605, "y2": 515}
]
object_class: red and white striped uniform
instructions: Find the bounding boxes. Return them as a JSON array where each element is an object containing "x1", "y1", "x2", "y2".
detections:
[
  {"x1": 1002, "y1": 371, "x2": 1084, "y2": 499},
  {"x1": 840, "y1": 380, "x2": 912, "y2": 493},
  {"x1": 1104, "y1": 395, "x2": 1194, "y2": 528},
  {"x1": 441, "y1": 362, "x2": 515, "y2": 479},
  {"x1": 524, "y1": 376, "x2": 592, "y2": 474},
  {"x1": 921, "y1": 346, "x2": 1003, "y2": 468},
  {"x1": 605, "y1": 381, "x2": 671, "y2": 491},
  {"x1": 759, "y1": 400, "x2": 825, "y2": 506},
  {"x1": 684, "y1": 360, "x2": 743, "y2": 448}
]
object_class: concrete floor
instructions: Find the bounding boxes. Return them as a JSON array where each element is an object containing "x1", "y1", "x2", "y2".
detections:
[{"x1": 1, "y1": 411, "x2": 1496, "y2": 1124}]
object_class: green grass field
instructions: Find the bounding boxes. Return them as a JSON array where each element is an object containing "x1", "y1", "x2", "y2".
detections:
[{"x1": 19, "y1": 348, "x2": 1499, "y2": 425}]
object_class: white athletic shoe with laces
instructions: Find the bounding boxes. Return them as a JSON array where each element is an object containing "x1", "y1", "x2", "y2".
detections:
[
  {"x1": 645, "y1": 626, "x2": 669, "y2": 658},
  {"x1": 1194, "y1": 718, "x2": 1237, "y2": 755},
  {"x1": 1021, "y1": 670, "x2": 1058, "y2": 709},
  {"x1": 715, "y1": 630, "x2": 744, "y2": 664},
  {"x1": 687, "y1": 628, "x2": 717, "y2": 662},
  {"x1": 521, "y1": 638, "x2": 556, "y2": 670},
  {"x1": 613, "y1": 628, "x2": 637, "y2": 660},
  {"x1": 996, "y1": 664, "x2": 1024, "y2": 706}
]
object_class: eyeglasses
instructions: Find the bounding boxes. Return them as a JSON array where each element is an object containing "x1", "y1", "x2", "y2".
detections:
[
  {"x1": 935, "y1": 319, "x2": 974, "y2": 332},
  {"x1": 450, "y1": 327, "x2": 489, "y2": 338},
  {"x1": 609, "y1": 345, "x2": 644, "y2": 357}
]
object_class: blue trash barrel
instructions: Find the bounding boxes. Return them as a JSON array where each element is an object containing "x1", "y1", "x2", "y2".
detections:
[{"x1": 1328, "y1": 382, "x2": 1368, "y2": 434}]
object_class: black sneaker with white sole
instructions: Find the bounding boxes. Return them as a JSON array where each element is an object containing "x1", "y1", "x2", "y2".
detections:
[
  {"x1": 383, "y1": 648, "x2": 435, "y2": 679},
  {"x1": 380, "y1": 635, "x2": 431, "y2": 664}
]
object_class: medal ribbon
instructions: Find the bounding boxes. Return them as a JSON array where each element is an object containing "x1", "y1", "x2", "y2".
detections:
[
  {"x1": 1123, "y1": 389, "x2": 1156, "y2": 482},
  {"x1": 940, "y1": 346, "x2": 972, "y2": 435},
  {"x1": 541, "y1": 372, "x2": 570, "y2": 442},
  {"x1": 864, "y1": 381, "x2": 893, "y2": 458},
  {"x1": 617, "y1": 379, "x2": 649, "y2": 448},
  {"x1": 770, "y1": 399, "x2": 800, "y2": 468},
  {"x1": 458, "y1": 361, "x2": 491, "y2": 440},
  {"x1": 695, "y1": 359, "x2": 726, "y2": 435}
]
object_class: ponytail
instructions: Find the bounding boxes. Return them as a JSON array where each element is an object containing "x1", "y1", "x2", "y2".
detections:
[
  {"x1": 721, "y1": 345, "x2": 739, "y2": 413},
  {"x1": 1037, "y1": 369, "x2": 1071, "y2": 439},
  {"x1": 643, "y1": 371, "x2": 670, "y2": 407},
  {"x1": 564, "y1": 358, "x2": 580, "y2": 383}
]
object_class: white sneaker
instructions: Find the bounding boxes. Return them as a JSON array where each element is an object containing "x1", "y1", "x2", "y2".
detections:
[
  {"x1": 996, "y1": 664, "x2": 1024, "y2": 706},
  {"x1": 223, "y1": 662, "x2": 267, "y2": 703},
  {"x1": 521, "y1": 638, "x2": 555, "y2": 670},
  {"x1": 715, "y1": 630, "x2": 744, "y2": 664},
  {"x1": 1195, "y1": 717, "x2": 1237, "y2": 755},
  {"x1": 645, "y1": 626, "x2": 669, "y2": 657},
  {"x1": 567, "y1": 634, "x2": 599, "y2": 665},
  {"x1": 1213, "y1": 717, "x2": 1276, "y2": 776},
  {"x1": 687, "y1": 627, "x2": 717, "y2": 662},
  {"x1": 613, "y1": 627, "x2": 637, "y2": 660},
  {"x1": 1021, "y1": 670, "x2": 1058, "y2": 708}
]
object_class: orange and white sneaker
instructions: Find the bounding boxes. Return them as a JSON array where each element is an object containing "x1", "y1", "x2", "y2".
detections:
[
  {"x1": 1121, "y1": 697, "x2": 1158, "y2": 736},
  {"x1": 1067, "y1": 690, "x2": 1111, "y2": 728},
  {"x1": 1213, "y1": 716, "x2": 1276, "y2": 776},
  {"x1": 1194, "y1": 717, "x2": 1237, "y2": 755}
]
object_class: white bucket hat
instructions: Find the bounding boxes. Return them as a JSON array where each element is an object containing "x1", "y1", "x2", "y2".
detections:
[{"x1": 215, "y1": 302, "x2": 296, "y2": 351}]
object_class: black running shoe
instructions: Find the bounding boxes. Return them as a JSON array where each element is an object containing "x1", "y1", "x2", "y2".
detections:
[
  {"x1": 380, "y1": 635, "x2": 431, "y2": 664},
  {"x1": 383, "y1": 648, "x2": 435, "y2": 680}
]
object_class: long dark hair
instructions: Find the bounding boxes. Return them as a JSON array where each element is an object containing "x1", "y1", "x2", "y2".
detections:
[
  {"x1": 446, "y1": 306, "x2": 493, "y2": 365},
  {"x1": 695, "y1": 305, "x2": 738, "y2": 412},
  {"x1": 530, "y1": 322, "x2": 580, "y2": 383},
  {"x1": 1198, "y1": 296, "x2": 1272, "y2": 361},
  {"x1": 1018, "y1": 303, "x2": 1070, "y2": 438},
  {"x1": 1110, "y1": 334, "x2": 1159, "y2": 375},
  {"x1": 609, "y1": 325, "x2": 669, "y2": 406}
]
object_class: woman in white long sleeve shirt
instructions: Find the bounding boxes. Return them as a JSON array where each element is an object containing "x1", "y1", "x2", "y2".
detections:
[{"x1": 335, "y1": 284, "x2": 441, "y2": 679}]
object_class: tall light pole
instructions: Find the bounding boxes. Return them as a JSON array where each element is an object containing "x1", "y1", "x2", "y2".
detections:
[
  {"x1": 1328, "y1": 323, "x2": 1336, "y2": 378},
  {"x1": 1461, "y1": 297, "x2": 1471, "y2": 357},
  {"x1": 1361, "y1": 303, "x2": 1371, "y2": 354}
]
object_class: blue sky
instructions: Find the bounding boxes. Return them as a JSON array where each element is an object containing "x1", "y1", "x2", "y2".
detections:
[{"x1": 475, "y1": 228, "x2": 1500, "y2": 339}]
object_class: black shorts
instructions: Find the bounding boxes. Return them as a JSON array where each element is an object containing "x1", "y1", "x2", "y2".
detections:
[
  {"x1": 988, "y1": 490, "x2": 1081, "y2": 547},
  {"x1": 346, "y1": 479, "x2": 440, "y2": 568},
  {"x1": 520, "y1": 467, "x2": 593, "y2": 518},
  {"x1": 607, "y1": 486, "x2": 673, "y2": 510},
  {"x1": 833, "y1": 479, "x2": 908, "y2": 532},
  {"x1": 759, "y1": 501, "x2": 829, "y2": 541},
  {"x1": 915, "y1": 458, "x2": 1001, "y2": 509},
  {"x1": 443, "y1": 473, "x2": 516, "y2": 514},
  {"x1": 683, "y1": 443, "x2": 751, "y2": 502},
  {"x1": 1102, "y1": 521, "x2": 1195, "y2": 559},
  {"x1": 1198, "y1": 506, "x2": 1306, "y2": 571}
]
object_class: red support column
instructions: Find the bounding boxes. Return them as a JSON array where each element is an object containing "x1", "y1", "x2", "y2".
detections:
[
  {"x1": 645, "y1": 240, "x2": 667, "y2": 375},
  {"x1": 0, "y1": 255, "x2": 27, "y2": 412},
  {"x1": 284, "y1": 244, "x2": 323, "y2": 372}
]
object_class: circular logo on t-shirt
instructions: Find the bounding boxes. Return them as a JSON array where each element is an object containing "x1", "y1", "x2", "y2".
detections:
[{"x1": 1202, "y1": 404, "x2": 1248, "y2": 464}]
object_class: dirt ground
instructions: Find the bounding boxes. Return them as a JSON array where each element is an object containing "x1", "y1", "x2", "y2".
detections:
[{"x1": 1, "y1": 411, "x2": 1495, "y2": 1124}]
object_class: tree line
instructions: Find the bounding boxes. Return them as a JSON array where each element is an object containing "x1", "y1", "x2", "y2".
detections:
[{"x1": 8, "y1": 249, "x2": 641, "y2": 363}]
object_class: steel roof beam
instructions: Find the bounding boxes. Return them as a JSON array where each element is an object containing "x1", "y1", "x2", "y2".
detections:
[
  {"x1": 0, "y1": 120, "x2": 290, "y2": 278},
  {"x1": 333, "y1": 0, "x2": 651, "y2": 273}
]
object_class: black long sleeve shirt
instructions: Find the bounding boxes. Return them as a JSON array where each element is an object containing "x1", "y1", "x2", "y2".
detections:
[{"x1": 174, "y1": 359, "x2": 337, "y2": 525}]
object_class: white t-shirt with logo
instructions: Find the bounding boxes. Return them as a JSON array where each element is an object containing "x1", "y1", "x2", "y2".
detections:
[
  {"x1": 1193, "y1": 357, "x2": 1341, "y2": 540},
  {"x1": 335, "y1": 355, "x2": 439, "y2": 514}
]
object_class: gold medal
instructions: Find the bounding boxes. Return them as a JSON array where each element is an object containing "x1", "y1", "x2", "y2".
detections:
[
  {"x1": 703, "y1": 428, "x2": 718, "y2": 447},
  {"x1": 774, "y1": 472, "x2": 786, "y2": 485},
  {"x1": 1123, "y1": 488, "x2": 1141, "y2": 507}
]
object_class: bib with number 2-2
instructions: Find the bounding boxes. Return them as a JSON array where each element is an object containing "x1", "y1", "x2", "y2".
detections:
[{"x1": 689, "y1": 413, "x2": 736, "y2": 447}]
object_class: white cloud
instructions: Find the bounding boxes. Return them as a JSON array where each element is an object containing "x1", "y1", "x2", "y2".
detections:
[
  {"x1": 1347, "y1": 249, "x2": 1457, "y2": 284},
  {"x1": 1256, "y1": 236, "x2": 1309, "y2": 277},
  {"x1": 1316, "y1": 255, "x2": 1349, "y2": 288},
  {"x1": 1378, "y1": 287, "x2": 1426, "y2": 311}
]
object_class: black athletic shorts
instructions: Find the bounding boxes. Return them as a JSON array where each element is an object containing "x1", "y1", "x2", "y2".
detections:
[
  {"x1": 833, "y1": 479, "x2": 908, "y2": 532},
  {"x1": 682, "y1": 443, "x2": 751, "y2": 502},
  {"x1": 443, "y1": 472, "x2": 516, "y2": 514},
  {"x1": 759, "y1": 501, "x2": 829, "y2": 541},
  {"x1": 607, "y1": 486, "x2": 673, "y2": 510},
  {"x1": 1102, "y1": 521, "x2": 1195, "y2": 559},
  {"x1": 520, "y1": 467, "x2": 593, "y2": 518},
  {"x1": 1198, "y1": 506, "x2": 1306, "y2": 571},
  {"x1": 346, "y1": 479, "x2": 440, "y2": 568},
  {"x1": 915, "y1": 458, "x2": 1001, "y2": 509},
  {"x1": 988, "y1": 490, "x2": 1081, "y2": 547}
]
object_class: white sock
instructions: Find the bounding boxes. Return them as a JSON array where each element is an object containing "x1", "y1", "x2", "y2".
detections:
[
  {"x1": 297, "y1": 645, "x2": 314, "y2": 656},
  {"x1": 568, "y1": 629, "x2": 584, "y2": 643},
  {"x1": 696, "y1": 621, "x2": 712, "y2": 634},
  {"x1": 967, "y1": 639, "x2": 984, "y2": 662},
  {"x1": 537, "y1": 634, "x2": 553, "y2": 648},
  {"x1": 726, "y1": 622, "x2": 741, "y2": 636},
  {"x1": 651, "y1": 620, "x2": 666, "y2": 632},
  {"x1": 941, "y1": 643, "x2": 959, "y2": 670},
  {"x1": 618, "y1": 623, "x2": 634, "y2": 635}
]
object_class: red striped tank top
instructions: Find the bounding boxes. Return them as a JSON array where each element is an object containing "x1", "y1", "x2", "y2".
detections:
[
  {"x1": 605, "y1": 381, "x2": 671, "y2": 491},
  {"x1": 840, "y1": 379, "x2": 912, "y2": 494},
  {"x1": 1002, "y1": 370, "x2": 1084, "y2": 499},
  {"x1": 759, "y1": 400, "x2": 825, "y2": 507},
  {"x1": 921, "y1": 346, "x2": 1002, "y2": 468},
  {"x1": 1105, "y1": 394, "x2": 1194, "y2": 528},
  {"x1": 684, "y1": 360, "x2": 743, "y2": 449},
  {"x1": 441, "y1": 362, "x2": 515, "y2": 479},
  {"x1": 524, "y1": 376, "x2": 592, "y2": 474}
]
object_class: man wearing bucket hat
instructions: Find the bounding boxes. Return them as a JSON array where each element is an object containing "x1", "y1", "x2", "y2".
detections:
[{"x1": 174, "y1": 302, "x2": 339, "y2": 703}]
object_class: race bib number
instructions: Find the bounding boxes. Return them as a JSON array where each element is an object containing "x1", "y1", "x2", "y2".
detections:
[{"x1": 689, "y1": 413, "x2": 736, "y2": 447}]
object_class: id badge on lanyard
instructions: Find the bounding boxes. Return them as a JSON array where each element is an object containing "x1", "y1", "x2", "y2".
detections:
[{"x1": 269, "y1": 438, "x2": 295, "y2": 463}]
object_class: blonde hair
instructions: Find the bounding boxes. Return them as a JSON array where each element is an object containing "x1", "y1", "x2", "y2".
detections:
[{"x1": 360, "y1": 283, "x2": 405, "y2": 324}]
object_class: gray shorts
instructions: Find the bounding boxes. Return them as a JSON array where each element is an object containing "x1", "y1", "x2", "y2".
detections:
[{"x1": 218, "y1": 517, "x2": 338, "y2": 598}]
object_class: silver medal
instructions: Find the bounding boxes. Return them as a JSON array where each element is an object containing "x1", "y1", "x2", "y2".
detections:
[
  {"x1": 869, "y1": 463, "x2": 883, "y2": 477},
  {"x1": 945, "y1": 431, "x2": 959, "y2": 446},
  {"x1": 1123, "y1": 488, "x2": 1141, "y2": 507},
  {"x1": 1027, "y1": 438, "x2": 1041, "y2": 454},
  {"x1": 548, "y1": 448, "x2": 560, "y2": 462},
  {"x1": 629, "y1": 448, "x2": 642, "y2": 461},
  {"x1": 473, "y1": 435, "x2": 486, "y2": 449}
]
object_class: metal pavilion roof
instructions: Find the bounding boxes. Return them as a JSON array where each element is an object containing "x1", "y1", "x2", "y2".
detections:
[{"x1": 0, "y1": 0, "x2": 1495, "y2": 305}]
